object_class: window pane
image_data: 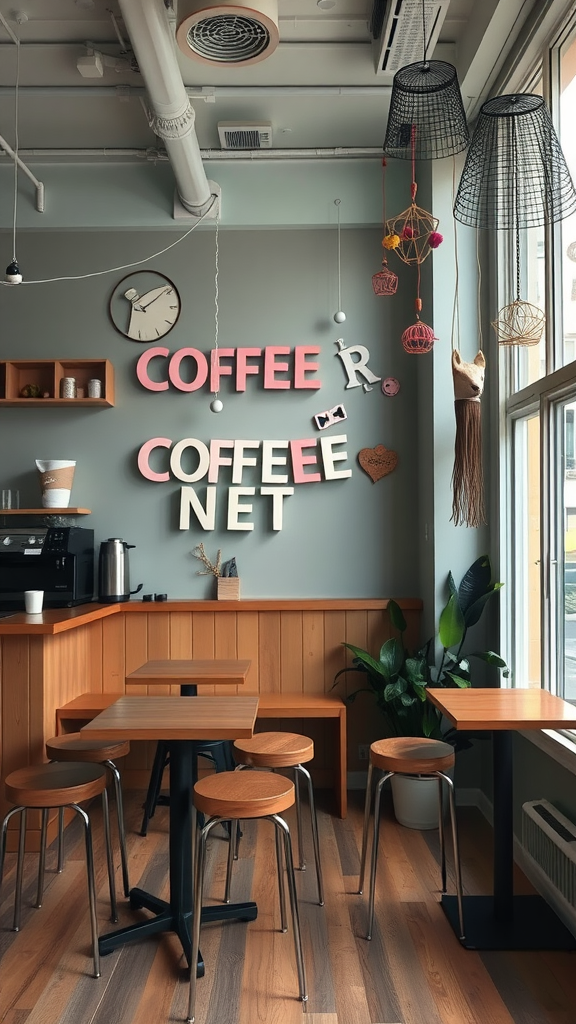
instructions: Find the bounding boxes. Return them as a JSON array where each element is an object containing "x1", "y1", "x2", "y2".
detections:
[
  {"x1": 512, "y1": 414, "x2": 541, "y2": 688},
  {"x1": 560, "y1": 31, "x2": 576, "y2": 367},
  {"x1": 562, "y1": 400, "x2": 576, "y2": 698}
]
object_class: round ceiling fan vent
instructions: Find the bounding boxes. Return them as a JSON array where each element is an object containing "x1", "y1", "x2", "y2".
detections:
[{"x1": 176, "y1": 1, "x2": 279, "y2": 67}]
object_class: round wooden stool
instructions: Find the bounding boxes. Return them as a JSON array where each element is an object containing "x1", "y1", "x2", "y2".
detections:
[
  {"x1": 187, "y1": 770, "x2": 307, "y2": 1024},
  {"x1": 232, "y1": 732, "x2": 324, "y2": 905},
  {"x1": 358, "y1": 737, "x2": 465, "y2": 941},
  {"x1": 46, "y1": 733, "x2": 130, "y2": 899},
  {"x1": 0, "y1": 762, "x2": 108, "y2": 978}
]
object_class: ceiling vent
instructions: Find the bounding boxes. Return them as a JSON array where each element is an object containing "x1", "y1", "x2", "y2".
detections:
[
  {"x1": 371, "y1": 0, "x2": 450, "y2": 78},
  {"x1": 176, "y1": 0, "x2": 279, "y2": 67},
  {"x1": 218, "y1": 122, "x2": 273, "y2": 149}
]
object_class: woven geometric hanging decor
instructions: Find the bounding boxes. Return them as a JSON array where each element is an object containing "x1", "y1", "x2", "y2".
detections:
[
  {"x1": 491, "y1": 299, "x2": 545, "y2": 347},
  {"x1": 453, "y1": 94, "x2": 576, "y2": 229},
  {"x1": 384, "y1": 60, "x2": 470, "y2": 160},
  {"x1": 385, "y1": 203, "x2": 439, "y2": 266}
]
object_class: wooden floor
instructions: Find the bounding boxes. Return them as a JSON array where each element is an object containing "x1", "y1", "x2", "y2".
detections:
[{"x1": 1, "y1": 787, "x2": 575, "y2": 1024}]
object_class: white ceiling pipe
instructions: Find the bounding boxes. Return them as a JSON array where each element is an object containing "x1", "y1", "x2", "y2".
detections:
[
  {"x1": 0, "y1": 147, "x2": 383, "y2": 161},
  {"x1": 0, "y1": 134, "x2": 45, "y2": 211},
  {"x1": 116, "y1": 0, "x2": 216, "y2": 217}
]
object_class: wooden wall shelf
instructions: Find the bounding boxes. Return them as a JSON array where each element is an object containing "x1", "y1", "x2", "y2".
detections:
[
  {"x1": 0, "y1": 508, "x2": 91, "y2": 515},
  {"x1": 0, "y1": 359, "x2": 114, "y2": 406}
]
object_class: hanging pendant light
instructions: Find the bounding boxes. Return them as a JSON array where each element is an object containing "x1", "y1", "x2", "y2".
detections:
[
  {"x1": 383, "y1": 0, "x2": 469, "y2": 160},
  {"x1": 453, "y1": 94, "x2": 576, "y2": 229},
  {"x1": 333, "y1": 198, "x2": 346, "y2": 323}
]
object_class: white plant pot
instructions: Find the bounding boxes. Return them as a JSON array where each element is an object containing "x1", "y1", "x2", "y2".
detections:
[{"x1": 390, "y1": 772, "x2": 451, "y2": 831}]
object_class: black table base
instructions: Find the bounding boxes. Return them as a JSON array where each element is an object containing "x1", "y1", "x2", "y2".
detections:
[
  {"x1": 97, "y1": 738, "x2": 257, "y2": 972},
  {"x1": 442, "y1": 894, "x2": 576, "y2": 950}
]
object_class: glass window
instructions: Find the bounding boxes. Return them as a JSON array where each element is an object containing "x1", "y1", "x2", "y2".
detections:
[
  {"x1": 560, "y1": 32, "x2": 576, "y2": 368},
  {"x1": 511, "y1": 413, "x2": 541, "y2": 689}
]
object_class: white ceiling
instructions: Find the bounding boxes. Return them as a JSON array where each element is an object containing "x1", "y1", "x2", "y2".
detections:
[{"x1": 0, "y1": 0, "x2": 535, "y2": 156}]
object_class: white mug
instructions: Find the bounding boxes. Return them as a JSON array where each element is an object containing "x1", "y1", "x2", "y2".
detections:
[{"x1": 24, "y1": 590, "x2": 44, "y2": 614}]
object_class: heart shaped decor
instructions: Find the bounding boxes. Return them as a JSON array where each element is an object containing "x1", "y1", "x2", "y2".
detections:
[{"x1": 358, "y1": 444, "x2": 398, "y2": 483}]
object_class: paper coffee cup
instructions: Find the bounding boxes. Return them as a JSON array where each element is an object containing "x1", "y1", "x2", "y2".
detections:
[
  {"x1": 24, "y1": 590, "x2": 43, "y2": 613},
  {"x1": 35, "y1": 460, "x2": 76, "y2": 508}
]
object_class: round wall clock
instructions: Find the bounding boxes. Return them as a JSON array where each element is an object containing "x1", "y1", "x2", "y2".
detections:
[{"x1": 109, "y1": 270, "x2": 181, "y2": 342}]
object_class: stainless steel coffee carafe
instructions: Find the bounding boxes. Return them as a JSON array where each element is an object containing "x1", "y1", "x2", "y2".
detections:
[{"x1": 98, "y1": 538, "x2": 142, "y2": 603}]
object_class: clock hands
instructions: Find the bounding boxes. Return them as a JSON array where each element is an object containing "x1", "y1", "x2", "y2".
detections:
[{"x1": 136, "y1": 287, "x2": 171, "y2": 312}]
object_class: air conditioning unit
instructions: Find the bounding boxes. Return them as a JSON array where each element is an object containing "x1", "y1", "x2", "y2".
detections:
[
  {"x1": 218, "y1": 122, "x2": 273, "y2": 150},
  {"x1": 176, "y1": 0, "x2": 279, "y2": 67},
  {"x1": 371, "y1": 0, "x2": 450, "y2": 78}
]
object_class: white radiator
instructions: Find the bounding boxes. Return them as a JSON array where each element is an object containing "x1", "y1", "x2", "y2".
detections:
[{"x1": 521, "y1": 799, "x2": 576, "y2": 934}]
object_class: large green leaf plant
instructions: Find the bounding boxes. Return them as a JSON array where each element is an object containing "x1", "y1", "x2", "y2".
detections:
[{"x1": 333, "y1": 556, "x2": 509, "y2": 742}]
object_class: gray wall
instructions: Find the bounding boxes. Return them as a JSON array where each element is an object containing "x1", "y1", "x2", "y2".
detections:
[{"x1": 0, "y1": 225, "x2": 424, "y2": 600}]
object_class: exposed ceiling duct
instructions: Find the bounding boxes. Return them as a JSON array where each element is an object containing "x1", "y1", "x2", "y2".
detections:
[
  {"x1": 176, "y1": 0, "x2": 279, "y2": 67},
  {"x1": 116, "y1": 0, "x2": 217, "y2": 218}
]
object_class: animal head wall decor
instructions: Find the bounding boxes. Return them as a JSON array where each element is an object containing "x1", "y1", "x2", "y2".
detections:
[{"x1": 451, "y1": 349, "x2": 486, "y2": 529}]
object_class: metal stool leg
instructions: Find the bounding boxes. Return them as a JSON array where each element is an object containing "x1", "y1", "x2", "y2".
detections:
[
  {"x1": 57, "y1": 806, "x2": 65, "y2": 872},
  {"x1": 275, "y1": 824, "x2": 288, "y2": 932},
  {"x1": 358, "y1": 761, "x2": 374, "y2": 895},
  {"x1": 71, "y1": 803, "x2": 101, "y2": 978},
  {"x1": 13, "y1": 807, "x2": 27, "y2": 932},
  {"x1": 293, "y1": 766, "x2": 305, "y2": 870},
  {"x1": 0, "y1": 806, "x2": 21, "y2": 894},
  {"x1": 35, "y1": 808, "x2": 49, "y2": 908},
  {"x1": 367, "y1": 771, "x2": 392, "y2": 940},
  {"x1": 223, "y1": 817, "x2": 236, "y2": 904},
  {"x1": 188, "y1": 817, "x2": 216, "y2": 1024},
  {"x1": 437, "y1": 774, "x2": 447, "y2": 892},
  {"x1": 295, "y1": 762, "x2": 324, "y2": 906},
  {"x1": 101, "y1": 787, "x2": 118, "y2": 922},
  {"x1": 272, "y1": 813, "x2": 308, "y2": 1004},
  {"x1": 104, "y1": 758, "x2": 130, "y2": 898},
  {"x1": 438, "y1": 770, "x2": 465, "y2": 940}
]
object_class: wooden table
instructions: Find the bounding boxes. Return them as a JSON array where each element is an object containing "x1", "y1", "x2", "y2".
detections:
[
  {"x1": 81, "y1": 695, "x2": 259, "y2": 970},
  {"x1": 125, "y1": 658, "x2": 252, "y2": 696},
  {"x1": 427, "y1": 686, "x2": 576, "y2": 950}
]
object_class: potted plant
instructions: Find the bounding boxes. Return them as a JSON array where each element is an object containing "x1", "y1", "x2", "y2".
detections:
[{"x1": 333, "y1": 555, "x2": 509, "y2": 827}]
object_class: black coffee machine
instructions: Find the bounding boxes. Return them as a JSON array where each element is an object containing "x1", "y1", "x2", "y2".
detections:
[{"x1": 0, "y1": 526, "x2": 94, "y2": 609}]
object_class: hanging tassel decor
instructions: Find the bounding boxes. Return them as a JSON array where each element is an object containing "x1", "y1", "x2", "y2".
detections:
[{"x1": 451, "y1": 349, "x2": 486, "y2": 528}]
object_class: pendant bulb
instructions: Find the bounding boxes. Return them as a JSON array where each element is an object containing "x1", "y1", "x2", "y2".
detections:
[
  {"x1": 210, "y1": 397, "x2": 223, "y2": 413},
  {"x1": 333, "y1": 198, "x2": 346, "y2": 323},
  {"x1": 5, "y1": 259, "x2": 22, "y2": 284},
  {"x1": 334, "y1": 311, "x2": 346, "y2": 323}
]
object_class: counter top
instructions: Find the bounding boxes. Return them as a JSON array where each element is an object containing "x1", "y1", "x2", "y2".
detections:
[{"x1": 0, "y1": 597, "x2": 422, "y2": 635}]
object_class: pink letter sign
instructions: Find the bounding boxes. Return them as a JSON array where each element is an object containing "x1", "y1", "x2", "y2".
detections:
[
  {"x1": 264, "y1": 347, "x2": 290, "y2": 389},
  {"x1": 236, "y1": 348, "x2": 262, "y2": 390},
  {"x1": 290, "y1": 438, "x2": 321, "y2": 483},
  {"x1": 168, "y1": 348, "x2": 208, "y2": 392},
  {"x1": 137, "y1": 437, "x2": 171, "y2": 481},
  {"x1": 294, "y1": 346, "x2": 321, "y2": 389},
  {"x1": 136, "y1": 347, "x2": 170, "y2": 392}
]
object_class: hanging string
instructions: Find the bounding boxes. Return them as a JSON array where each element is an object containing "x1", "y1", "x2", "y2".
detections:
[
  {"x1": 476, "y1": 230, "x2": 483, "y2": 351},
  {"x1": 11, "y1": 29, "x2": 20, "y2": 265},
  {"x1": 0, "y1": 195, "x2": 219, "y2": 286},
  {"x1": 335, "y1": 198, "x2": 342, "y2": 311},
  {"x1": 450, "y1": 156, "x2": 461, "y2": 352},
  {"x1": 421, "y1": 0, "x2": 428, "y2": 63},
  {"x1": 212, "y1": 209, "x2": 220, "y2": 398},
  {"x1": 411, "y1": 124, "x2": 417, "y2": 201}
]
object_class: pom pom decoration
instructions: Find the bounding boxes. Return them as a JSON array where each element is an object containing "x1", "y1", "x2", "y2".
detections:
[
  {"x1": 428, "y1": 231, "x2": 444, "y2": 249},
  {"x1": 491, "y1": 299, "x2": 545, "y2": 347},
  {"x1": 385, "y1": 204, "x2": 440, "y2": 265},
  {"x1": 383, "y1": 233, "x2": 400, "y2": 250}
]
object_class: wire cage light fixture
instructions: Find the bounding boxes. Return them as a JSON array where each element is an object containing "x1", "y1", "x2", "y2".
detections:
[
  {"x1": 453, "y1": 94, "x2": 576, "y2": 229},
  {"x1": 383, "y1": 0, "x2": 469, "y2": 160}
]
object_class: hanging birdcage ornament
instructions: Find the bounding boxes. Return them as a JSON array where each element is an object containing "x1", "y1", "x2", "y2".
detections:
[
  {"x1": 492, "y1": 299, "x2": 545, "y2": 347},
  {"x1": 372, "y1": 159, "x2": 398, "y2": 296},
  {"x1": 401, "y1": 298, "x2": 437, "y2": 354},
  {"x1": 385, "y1": 127, "x2": 443, "y2": 267},
  {"x1": 491, "y1": 226, "x2": 545, "y2": 347},
  {"x1": 372, "y1": 260, "x2": 399, "y2": 296}
]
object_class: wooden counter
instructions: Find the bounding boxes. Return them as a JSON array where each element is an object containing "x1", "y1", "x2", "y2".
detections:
[{"x1": 0, "y1": 597, "x2": 421, "y2": 847}]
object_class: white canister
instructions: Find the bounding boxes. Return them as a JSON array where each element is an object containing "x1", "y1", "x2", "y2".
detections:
[
  {"x1": 88, "y1": 379, "x2": 102, "y2": 398},
  {"x1": 60, "y1": 377, "x2": 76, "y2": 399}
]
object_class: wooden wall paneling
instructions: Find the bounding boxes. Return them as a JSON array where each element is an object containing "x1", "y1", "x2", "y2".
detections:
[
  {"x1": 237, "y1": 611, "x2": 259, "y2": 695},
  {"x1": 1, "y1": 636, "x2": 31, "y2": 823},
  {"x1": 367, "y1": 607, "x2": 389, "y2": 655},
  {"x1": 258, "y1": 611, "x2": 281, "y2": 693},
  {"x1": 323, "y1": 610, "x2": 346, "y2": 694},
  {"x1": 302, "y1": 611, "x2": 325, "y2": 694},
  {"x1": 191, "y1": 612, "x2": 216, "y2": 693},
  {"x1": 102, "y1": 613, "x2": 126, "y2": 692},
  {"x1": 147, "y1": 613, "x2": 170, "y2": 694},
  {"x1": 280, "y1": 611, "x2": 303, "y2": 695},
  {"x1": 214, "y1": 611, "x2": 238, "y2": 694},
  {"x1": 170, "y1": 612, "x2": 192, "y2": 657},
  {"x1": 125, "y1": 613, "x2": 148, "y2": 686},
  {"x1": 87, "y1": 619, "x2": 104, "y2": 693}
]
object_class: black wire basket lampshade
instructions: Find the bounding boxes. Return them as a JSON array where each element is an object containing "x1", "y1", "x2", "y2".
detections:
[
  {"x1": 453, "y1": 94, "x2": 576, "y2": 228},
  {"x1": 384, "y1": 60, "x2": 470, "y2": 160}
]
